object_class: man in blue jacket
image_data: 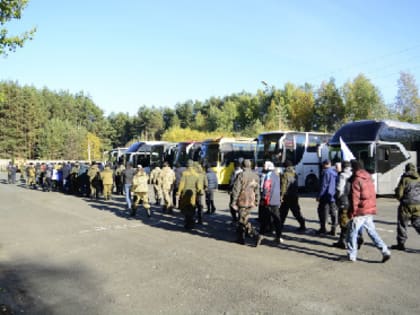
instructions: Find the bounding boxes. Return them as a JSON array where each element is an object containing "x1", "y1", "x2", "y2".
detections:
[
  {"x1": 256, "y1": 161, "x2": 282, "y2": 246},
  {"x1": 317, "y1": 159, "x2": 338, "y2": 235}
]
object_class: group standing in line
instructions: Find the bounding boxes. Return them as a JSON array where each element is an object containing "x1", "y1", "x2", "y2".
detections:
[{"x1": 6, "y1": 156, "x2": 420, "y2": 262}]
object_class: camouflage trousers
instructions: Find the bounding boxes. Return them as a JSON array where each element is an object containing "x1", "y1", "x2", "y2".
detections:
[
  {"x1": 161, "y1": 188, "x2": 173, "y2": 210},
  {"x1": 132, "y1": 192, "x2": 150, "y2": 210},
  {"x1": 103, "y1": 184, "x2": 112, "y2": 200},
  {"x1": 236, "y1": 207, "x2": 258, "y2": 243}
]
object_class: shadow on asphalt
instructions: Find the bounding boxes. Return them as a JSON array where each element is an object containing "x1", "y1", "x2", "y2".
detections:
[
  {"x1": 81, "y1": 195, "x2": 354, "y2": 262},
  {"x1": 11, "y1": 186, "x2": 417, "y2": 263},
  {"x1": 0, "y1": 261, "x2": 106, "y2": 315}
]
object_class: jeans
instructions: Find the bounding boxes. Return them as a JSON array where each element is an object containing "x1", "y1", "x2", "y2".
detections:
[
  {"x1": 124, "y1": 184, "x2": 132, "y2": 208},
  {"x1": 347, "y1": 215, "x2": 390, "y2": 261}
]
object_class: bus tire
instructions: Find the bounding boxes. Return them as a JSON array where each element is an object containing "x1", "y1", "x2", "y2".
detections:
[{"x1": 305, "y1": 174, "x2": 319, "y2": 193}]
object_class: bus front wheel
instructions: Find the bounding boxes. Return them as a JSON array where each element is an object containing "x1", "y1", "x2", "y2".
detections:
[{"x1": 305, "y1": 175, "x2": 319, "y2": 193}]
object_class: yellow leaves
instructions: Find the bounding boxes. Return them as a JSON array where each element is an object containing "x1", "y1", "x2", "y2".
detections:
[
  {"x1": 161, "y1": 126, "x2": 229, "y2": 142},
  {"x1": 82, "y1": 132, "x2": 102, "y2": 162}
]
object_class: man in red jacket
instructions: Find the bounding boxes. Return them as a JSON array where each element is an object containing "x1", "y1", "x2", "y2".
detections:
[{"x1": 346, "y1": 160, "x2": 391, "y2": 263}]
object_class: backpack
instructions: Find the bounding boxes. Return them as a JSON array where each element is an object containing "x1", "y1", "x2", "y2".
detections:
[
  {"x1": 92, "y1": 172, "x2": 101, "y2": 185},
  {"x1": 261, "y1": 176, "x2": 272, "y2": 206},
  {"x1": 403, "y1": 180, "x2": 420, "y2": 205},
  {"x1": 237, "y1": 177, "x2": 258, "y2": 208}
]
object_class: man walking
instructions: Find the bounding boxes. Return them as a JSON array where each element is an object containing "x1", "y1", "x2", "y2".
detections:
[
  {"x1": 177, "y1": 160, "x2": 203, "y2": 230},
  {"x1": 159, "y1": 161, "x2": 176, "y2": 213},
  {"x1": 131, "y1": 165, "x2": 151, "y2": 217},
  {"x1": 256, "y1": 161, "x2": 282, "y2": 246},
  {"x1": 122, "y1": 162, "x2": 136, "y2": 210},
  {"x1": 230, "y1": 159, "x2": 260, "y2": 245},
  {"x1": 391, "y1": 162, "x2": 420, "y2": 251},
  {"x1": 346, "y1": 160, "x2": 391, "y2": 263},
  {"x1": 317, "y1": 159, "x2": 338, "y2": 235},
  {"x1": 279, "y1": 160, "x2": 306, "y2": 234}
]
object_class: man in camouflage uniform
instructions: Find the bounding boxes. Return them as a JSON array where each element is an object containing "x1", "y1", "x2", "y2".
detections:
[
  {"x1": 131, "y1": 165, "x2": 151, "y2": 217},
  {"x1": 391, "y1": 162, "x2": 420, "y2": 251},
  {"x1": 100, "y1": 164, "x2": 114, "y2": 201},
  {"x1": 194, "y1": 162, "x2": 208, "y2": 225},
  {"x1": 279, "y1": 160, "x2": 306, "y2": 234},
  {"x1": 230, "y1": 159, "x2": 260, "y2": 245},
  {"x1": 27, "y1": 163, "x2": 36, "y2": 189},
  {"x1": 88, "y1": 162, "x2": 101, "y2": 199},
  {"x1": 150, "y1": 166, "x2": 162, "y2": 205},
  {"x1": 177, "y1": 160, "x2": 203, "y2": 230},
  {"x1": 159, "y1": 161, "x2": 176, "y2": 213}
]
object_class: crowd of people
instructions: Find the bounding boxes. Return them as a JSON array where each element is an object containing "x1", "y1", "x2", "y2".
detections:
[{"x1": 5, "y1": 157, "x2": 420, "y2": 263}]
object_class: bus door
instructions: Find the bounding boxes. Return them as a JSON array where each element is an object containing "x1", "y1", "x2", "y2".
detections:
[{"x1": 375, "y1": 143, "x2": 410, "y2": 194}]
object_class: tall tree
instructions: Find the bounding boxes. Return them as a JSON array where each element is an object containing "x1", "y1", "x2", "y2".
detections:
[
  {"x1": 0, "y1": 0, "x2": 36, "y2": 55},
  {"x1": 314, "y1": 78, "x2": 345, "y2": 132},
  {"x1": 287, "y1": 84, "x2": 315, "y2": 132},
  {"x1": 394, "y1": 71, "x2": 420, "y2": 123},
  {"x1": 342, "y1": 74, "x2": 388, "y2": 121}
]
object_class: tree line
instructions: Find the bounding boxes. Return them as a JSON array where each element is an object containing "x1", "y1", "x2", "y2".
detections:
[{"x1": 1, "y1": 72, "x2": 419, "y2": 161}]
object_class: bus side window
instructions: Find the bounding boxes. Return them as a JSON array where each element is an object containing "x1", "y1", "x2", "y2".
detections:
[{"x1": 377, "y1": 145, "x2": 406, "y2": 173}]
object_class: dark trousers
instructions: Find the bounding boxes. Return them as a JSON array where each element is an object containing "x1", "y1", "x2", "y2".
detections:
[
  {"x1": 317, "y1": 200, "x2": 338, "y2": 232},
  {"x1": 259, "y1": 205, "x2": 282, "y2": 238},
  {"x1": 195, "y1": 194, "x2": 204, "y2": 223},
  {"x1": 397, "y1": 204, "x2": 420, "y2": 245},
  {"x1": 205, "y1": 189, "x2": 216, "y2": 213},
  {"x1": 279, "y1": 196, "x2": 306, "y2": 232}
]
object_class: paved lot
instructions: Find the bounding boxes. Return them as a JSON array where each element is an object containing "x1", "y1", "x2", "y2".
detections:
[{"x1": 1, "y1": 172, "x2": 420, "y2": 315}]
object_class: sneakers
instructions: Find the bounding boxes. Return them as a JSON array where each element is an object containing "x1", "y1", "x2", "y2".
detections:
[
  {"x1": 316, "y1": 229, "x2": 327, "y2": 235},
  {"x1": 390, "y1": 243, "x2": 406, "y2": 251},
  {"x1": 382, "y1": 253, "x2": 391, "y2": 263},
  {"x1": 275, "y1": 237, "x2": 284, "y2": 244},
  {"x1": 255, "y1": 235, "x2": 264, "y2": 247}
]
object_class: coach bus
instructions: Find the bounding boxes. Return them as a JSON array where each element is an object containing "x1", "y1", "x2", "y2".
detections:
[
  {"x1": 172, "y1": 141, "x2": 202, "y2": 167},
  {"x1": 328, "y1": 120, "x2": 420, "y2": 194},
  {"x1": 125, "y1": 141, "x2": 176, "y2": 173},
  {"x1": 200, "y1": 137, "x2": 256, "y2": 188},
  {"x1": 256, "y1": 131, "x2": 331, "y2": 191}
]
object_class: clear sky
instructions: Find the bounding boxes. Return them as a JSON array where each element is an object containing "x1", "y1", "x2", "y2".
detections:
[{"x1": 2, "y1": 0, "x2": 420, "y2": 116}]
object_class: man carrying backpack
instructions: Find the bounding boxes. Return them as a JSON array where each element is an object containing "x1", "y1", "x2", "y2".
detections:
[
  {"x1": 256, "y1": 161, "x2": 282, "y2": 246},
  {"x1": 231, "y1": 159, "x2": 260, "y2": 245},
  {"x1": 391, "y1": 162, "x2": 420, "y2": 251}
]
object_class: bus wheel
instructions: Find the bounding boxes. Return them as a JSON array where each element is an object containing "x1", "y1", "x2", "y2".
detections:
[{"x1": 305, "y1": 175, "x2": 319, "y2": 193}]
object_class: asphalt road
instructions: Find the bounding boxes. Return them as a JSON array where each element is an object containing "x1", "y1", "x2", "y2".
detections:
[{"x1": 1, "y1": 173, "x2": 420, "y2": 315}]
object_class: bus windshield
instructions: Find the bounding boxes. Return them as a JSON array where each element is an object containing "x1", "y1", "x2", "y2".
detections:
[
  {"x1": 201, "y1": 143, "x2": 219, "y2": 166},
  {"x1": 256, "y1": 133, "x2": 283, "y2": 167}
]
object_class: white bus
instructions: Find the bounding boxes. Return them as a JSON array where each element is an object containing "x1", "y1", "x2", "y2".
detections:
[
  {"x1": 329, "y1": 120, "x2": 420, "y2": 194},
  {"x1": 256, "y1": 131, "x2": 331, "y2": 191}
]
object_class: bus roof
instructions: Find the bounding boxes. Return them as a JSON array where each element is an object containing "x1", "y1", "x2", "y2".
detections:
[
  {"x1": 126, "y1": 141, "x2": 169, "y2": 153},
  {"x1": 258, "y1": 130, "x2": 330, "y2": 136},
  {"x1": 330, "y1": 120, "x2": 420, "y2": 145},
  {"x1": 201, "y1": 137, "x2": 255, "y2": 144}
]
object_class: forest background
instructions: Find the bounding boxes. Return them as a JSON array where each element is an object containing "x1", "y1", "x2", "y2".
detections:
[{"x1": 1, "y1": 0, "x2": 419, "y2": 161}]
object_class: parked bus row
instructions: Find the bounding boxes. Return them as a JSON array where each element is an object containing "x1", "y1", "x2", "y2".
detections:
[{"x1": 104, "y1": 119, "x2": 420, "y2": 194}]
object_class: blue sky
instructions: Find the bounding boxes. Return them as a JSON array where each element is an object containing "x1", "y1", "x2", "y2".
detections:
[{"x1": 2, "y1": 0, "x2": 420, "y2": 115}]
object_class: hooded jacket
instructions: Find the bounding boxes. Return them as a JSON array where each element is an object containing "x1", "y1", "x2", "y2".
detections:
[
  {"x1": 350, "y1": 169, "x2": 377, "y2": 218},
  {"x1": 396, "y1": 163, "x2": 420, "y2": 206}
]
